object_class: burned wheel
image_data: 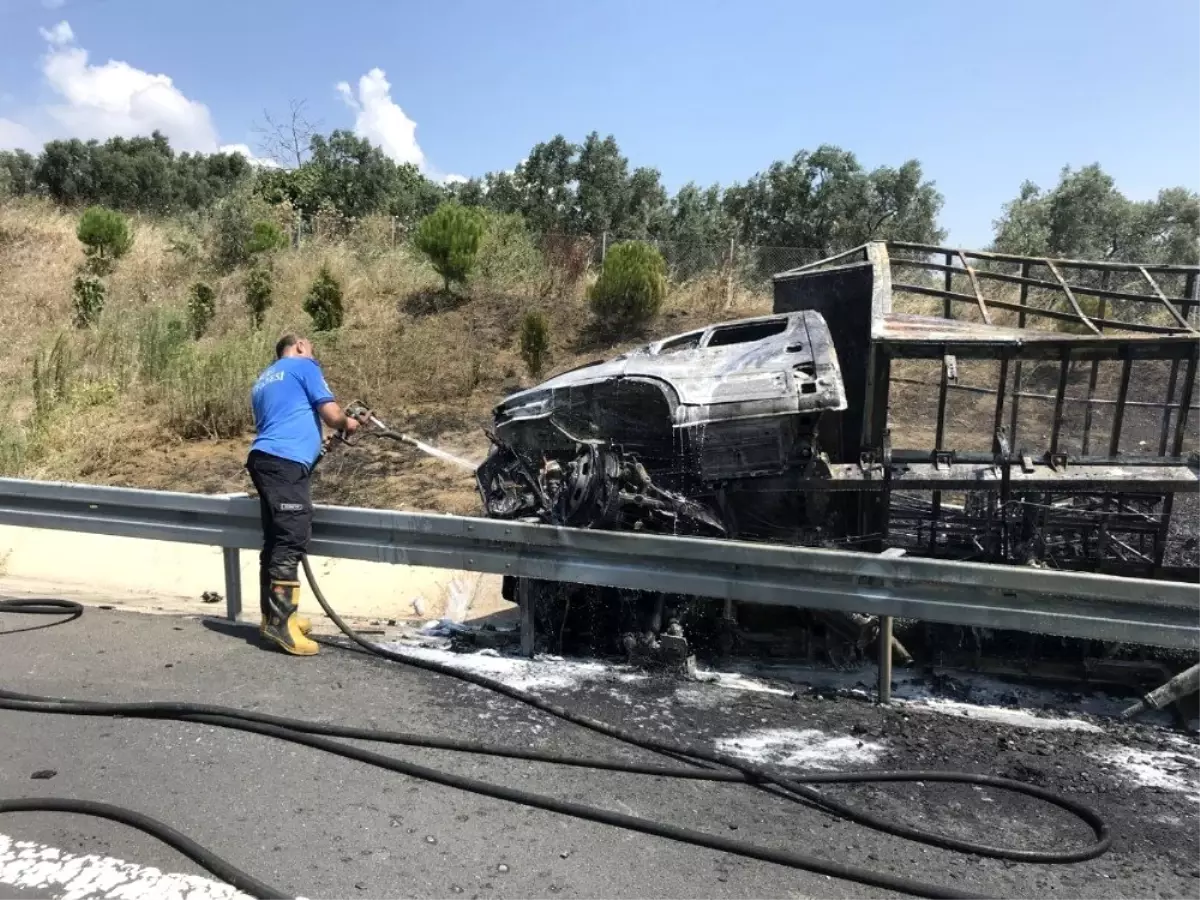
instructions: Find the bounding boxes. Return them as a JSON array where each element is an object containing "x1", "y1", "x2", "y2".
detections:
[{"x1": 553, "y1": 445, "x2": 621, "y2": 528}]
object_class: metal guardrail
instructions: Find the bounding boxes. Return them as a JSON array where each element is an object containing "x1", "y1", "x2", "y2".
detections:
[{"x1": 0, "y1": 477, "x2": 1195, "y2": 654}]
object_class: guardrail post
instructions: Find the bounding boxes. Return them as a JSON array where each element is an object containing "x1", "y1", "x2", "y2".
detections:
[
  {"x1": 876, "y1": 548, "x2": 906, "y2": 705},
  {"x1": 222, "y1": 547, "x2": 242, "y2": 622},
  {"x1": 217, "y1": 493, "x2": 250, "y2": 623},
  {"x1": 878, "y1": 615, "x2": 894, "y2": 704},
  {"x1": 518, "y1": 578, "x2": 535, "y2": 657}
]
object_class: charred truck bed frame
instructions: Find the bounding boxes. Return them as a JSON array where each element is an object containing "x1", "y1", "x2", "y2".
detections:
[
  {"x1": 774, "y1": 242, "x2": 1199, "y2": 581},
  {"x1": 477, "y1": 241, "x2": 1198, "y2": 669}
]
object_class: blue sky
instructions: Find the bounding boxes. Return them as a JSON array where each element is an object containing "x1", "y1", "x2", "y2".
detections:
[{"x1": 0, "y1": 0, "x2": 1197, "y2": 247}]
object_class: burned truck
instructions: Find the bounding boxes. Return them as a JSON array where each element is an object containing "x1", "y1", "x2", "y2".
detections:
[{"x1": 476, "y1": 241, "x2": 1200, "y2": 667}]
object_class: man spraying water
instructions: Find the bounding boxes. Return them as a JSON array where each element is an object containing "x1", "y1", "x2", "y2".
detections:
[{"x1": 246, "y1": 333, "x2": 366, "y2": 656}]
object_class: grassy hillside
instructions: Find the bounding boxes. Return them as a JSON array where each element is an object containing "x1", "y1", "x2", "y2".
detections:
[
  {"x1": 0, "y1": 199, "x2": 773, "y2": 513},
  {"x1": 4, "y1": 198, "x2": 1192, "y2": 524}
]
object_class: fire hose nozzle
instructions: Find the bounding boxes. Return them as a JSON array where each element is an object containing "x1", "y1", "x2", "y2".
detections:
[
  {"x1": 346, "y1": 400, "x2": 389, "y2": 432},
  {"x1": 1121, "y1": 662, "x2": 1200, "y2": 719},
  {"x1": 346, "y1": 400, "x2": 372, "y2": 420}
]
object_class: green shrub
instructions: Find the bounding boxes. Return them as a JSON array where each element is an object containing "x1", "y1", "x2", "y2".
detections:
[
  {"x1": 159, "y1": 332, "x2": 273, "y2": 439},
  {"x1": 475, "y1": 211, "x2": 543, "y2": 288},
  {"x1": 588, "y1": 240, "x2": 666, "y2": 330},
  {"x1": 76, "y1": 206, "x2": 132, "y2": 275},
  {"x1": 413, "y1": 202, "x2": 485, "y2": 293},
  {"x1": 137, "y1": 308, "x2": 190, "y2": 382},
  {"x1": 187, "y1": 282, "x2": 216, "y2": 339},
  {"x1": 208, "y1": 187, "x2": 278, "y2": 272},
  {"x1": 71, "y1": 276, "x2": 106, "y2": 328},
  {"x1": 303, "y1": 264, "x2": 344, "y2": 332},
  {"x1": 32, "y1": 333, "x2": 72, "y2": 422},
  {"x1": 244, "y1": 264, "x2": 274, "y2": 329},
  {"x1": 519, "y1": 311, "x2": 550, "y2": 377},
  {"x1": 246, "y1": 219, "x2": 287, "y2": 255}
]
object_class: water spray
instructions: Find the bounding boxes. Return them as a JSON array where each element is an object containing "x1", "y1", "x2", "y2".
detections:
[{"x1": 339, "y1": 401, "x2": 478, "y2": 472}]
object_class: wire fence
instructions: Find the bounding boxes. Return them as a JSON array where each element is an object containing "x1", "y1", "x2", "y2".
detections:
[
  {"x1": 285, "y1": 214, "x2": 1199, "y2": 322},
  {"x1": 288, "y1": 213, "x2": 831, "y2": 294},
  {"x1": 602, "y1": 234, "x2": 827, "y2": 291}
]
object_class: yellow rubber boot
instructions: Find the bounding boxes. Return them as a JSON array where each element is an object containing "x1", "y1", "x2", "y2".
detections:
[
  {"x1": 261, "y1": 580, "x2": 319, "y2": 656},
  {"x1": 260, "y1": 613, "x2": 312, "y2": 636},
  {"x1": 258, "y1": 573, "x2": 311, "y2": 636}
]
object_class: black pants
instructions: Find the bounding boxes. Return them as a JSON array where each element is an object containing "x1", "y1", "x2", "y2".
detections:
[{"x1": 246, "y1": 450, "x2": 313, "y2": 613}]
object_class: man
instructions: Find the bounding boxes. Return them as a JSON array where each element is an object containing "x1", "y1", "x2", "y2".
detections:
[{"x1": 247, "y1": 333, "x2": 361, "y2": 656}]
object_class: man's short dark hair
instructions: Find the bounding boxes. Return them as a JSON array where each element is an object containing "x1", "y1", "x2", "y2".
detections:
[{"x1": 275, "y1": 333, "x2": 301, "y2": 359}]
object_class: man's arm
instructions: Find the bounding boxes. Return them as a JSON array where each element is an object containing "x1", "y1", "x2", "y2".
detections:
[
  {"x1": 316, "y1": 401, "x2": 357, "y2": 433},
  {"x1": 297, "y1": 362, "x2": 358, "y2": 434}
]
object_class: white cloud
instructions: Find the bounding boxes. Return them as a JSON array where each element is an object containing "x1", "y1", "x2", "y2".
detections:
[
  {"x1": 0, "y1": 118, "x2": 40, "y2": 150},
  {"x1": 38, "y1": 21, "x2": 73, "y2": 45},
  {"x1": 336, "y1": 66, "x2": 464, "y2": 183},
  {"x1": 37, "y1": 20, "x2": 220, "y2": 152},
  {"x1": 0, "y1": 20, "x2": 252, "y2": 156},
  {"x1": 4, "y1": 23, "x2": 463, "y2": 184},
  {"x1": 337, "y1": 68, "x2": 424, "y2": 168}
]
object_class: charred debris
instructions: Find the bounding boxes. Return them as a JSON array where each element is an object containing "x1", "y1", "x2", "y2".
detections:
[{"x1": 473, "y1": 241, "x2": 1199, "y2": 689}]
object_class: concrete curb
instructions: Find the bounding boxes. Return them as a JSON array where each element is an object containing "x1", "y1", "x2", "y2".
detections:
[{"x1": 0, "y1": 525, "x2": 512, "y2": 625}]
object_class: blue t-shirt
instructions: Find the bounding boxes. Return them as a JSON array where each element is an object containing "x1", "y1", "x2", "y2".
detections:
[{"x1": 249, "y1": 357, "x2": 335, "y2": 467}]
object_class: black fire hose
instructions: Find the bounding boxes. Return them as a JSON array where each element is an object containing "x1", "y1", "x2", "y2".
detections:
[
  {"x1": 0, "y1": 796, "x2": 287, "y2": 900},
  {"x1": 0, "y1": 582, "x2": 1113, "y2": 900}
]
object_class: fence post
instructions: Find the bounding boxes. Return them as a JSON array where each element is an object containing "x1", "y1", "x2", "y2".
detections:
[
  {"x1": 725, "y1": 238, "x2": 736, "y2": 310},
  {"x1": 601, "y1": 230, "x2": 607, "y2": 263},
  {"x1": 391, "y1": 216, "x2": 397, "y2": 248}
]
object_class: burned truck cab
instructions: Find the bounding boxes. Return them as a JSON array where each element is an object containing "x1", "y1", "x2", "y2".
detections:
[
  {"x1": 478, "y1": 310, "x2": 848, "y2": 536},
  {"x1": 475, "y1": 309, "x2": 853, "y2": 662}
]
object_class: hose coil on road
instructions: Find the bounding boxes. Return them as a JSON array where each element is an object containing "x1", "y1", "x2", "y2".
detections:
[{"x1": 0, "y1": 578, "x2": 1113, "y2": 900}]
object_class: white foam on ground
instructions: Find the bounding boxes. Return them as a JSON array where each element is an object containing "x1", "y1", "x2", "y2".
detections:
[
  {"x1": 703, "y1": 660, "x2": 1173, "y2": 732},
  {"x1": 695, "y1": 670, "x2": 793, "y2": 696},
  {"x1": 901, "y1": 697, "x2": 1103, "y2": 733},
  {"x1": 1090, "y1": 745, "x2": 1200, "y2": 802},
  {"x1": 0, "y1": 832, "x2": 252, "y2": 900},
  {"x1": 379, "y1": 643, "x2": 647, "y2": 692},
  {"x1": 387, "y1": 644, "x2": 811, "y2": 699},
  {"x1": 714, "y1": 728, "x2": 885, "y2": 769},
  {"x1": 384, "y1": 642, "x2": 1180, "y2": 740}
]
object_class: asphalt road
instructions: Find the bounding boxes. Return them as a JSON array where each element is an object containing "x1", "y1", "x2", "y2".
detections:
[{"x1": 1, "y1": 603, "x2": 1197, "y2": 900}]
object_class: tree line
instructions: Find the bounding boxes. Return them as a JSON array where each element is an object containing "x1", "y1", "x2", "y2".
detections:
[
  {"x1": 1, "y1": 127, "x2": 1196, "y2": 263},
  {"x1": 990, "y1": 166, "x2": 1198, "y2": 265},
  {"x1": 0, "y1": 132, "x2": 254, "y2": 215}
]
